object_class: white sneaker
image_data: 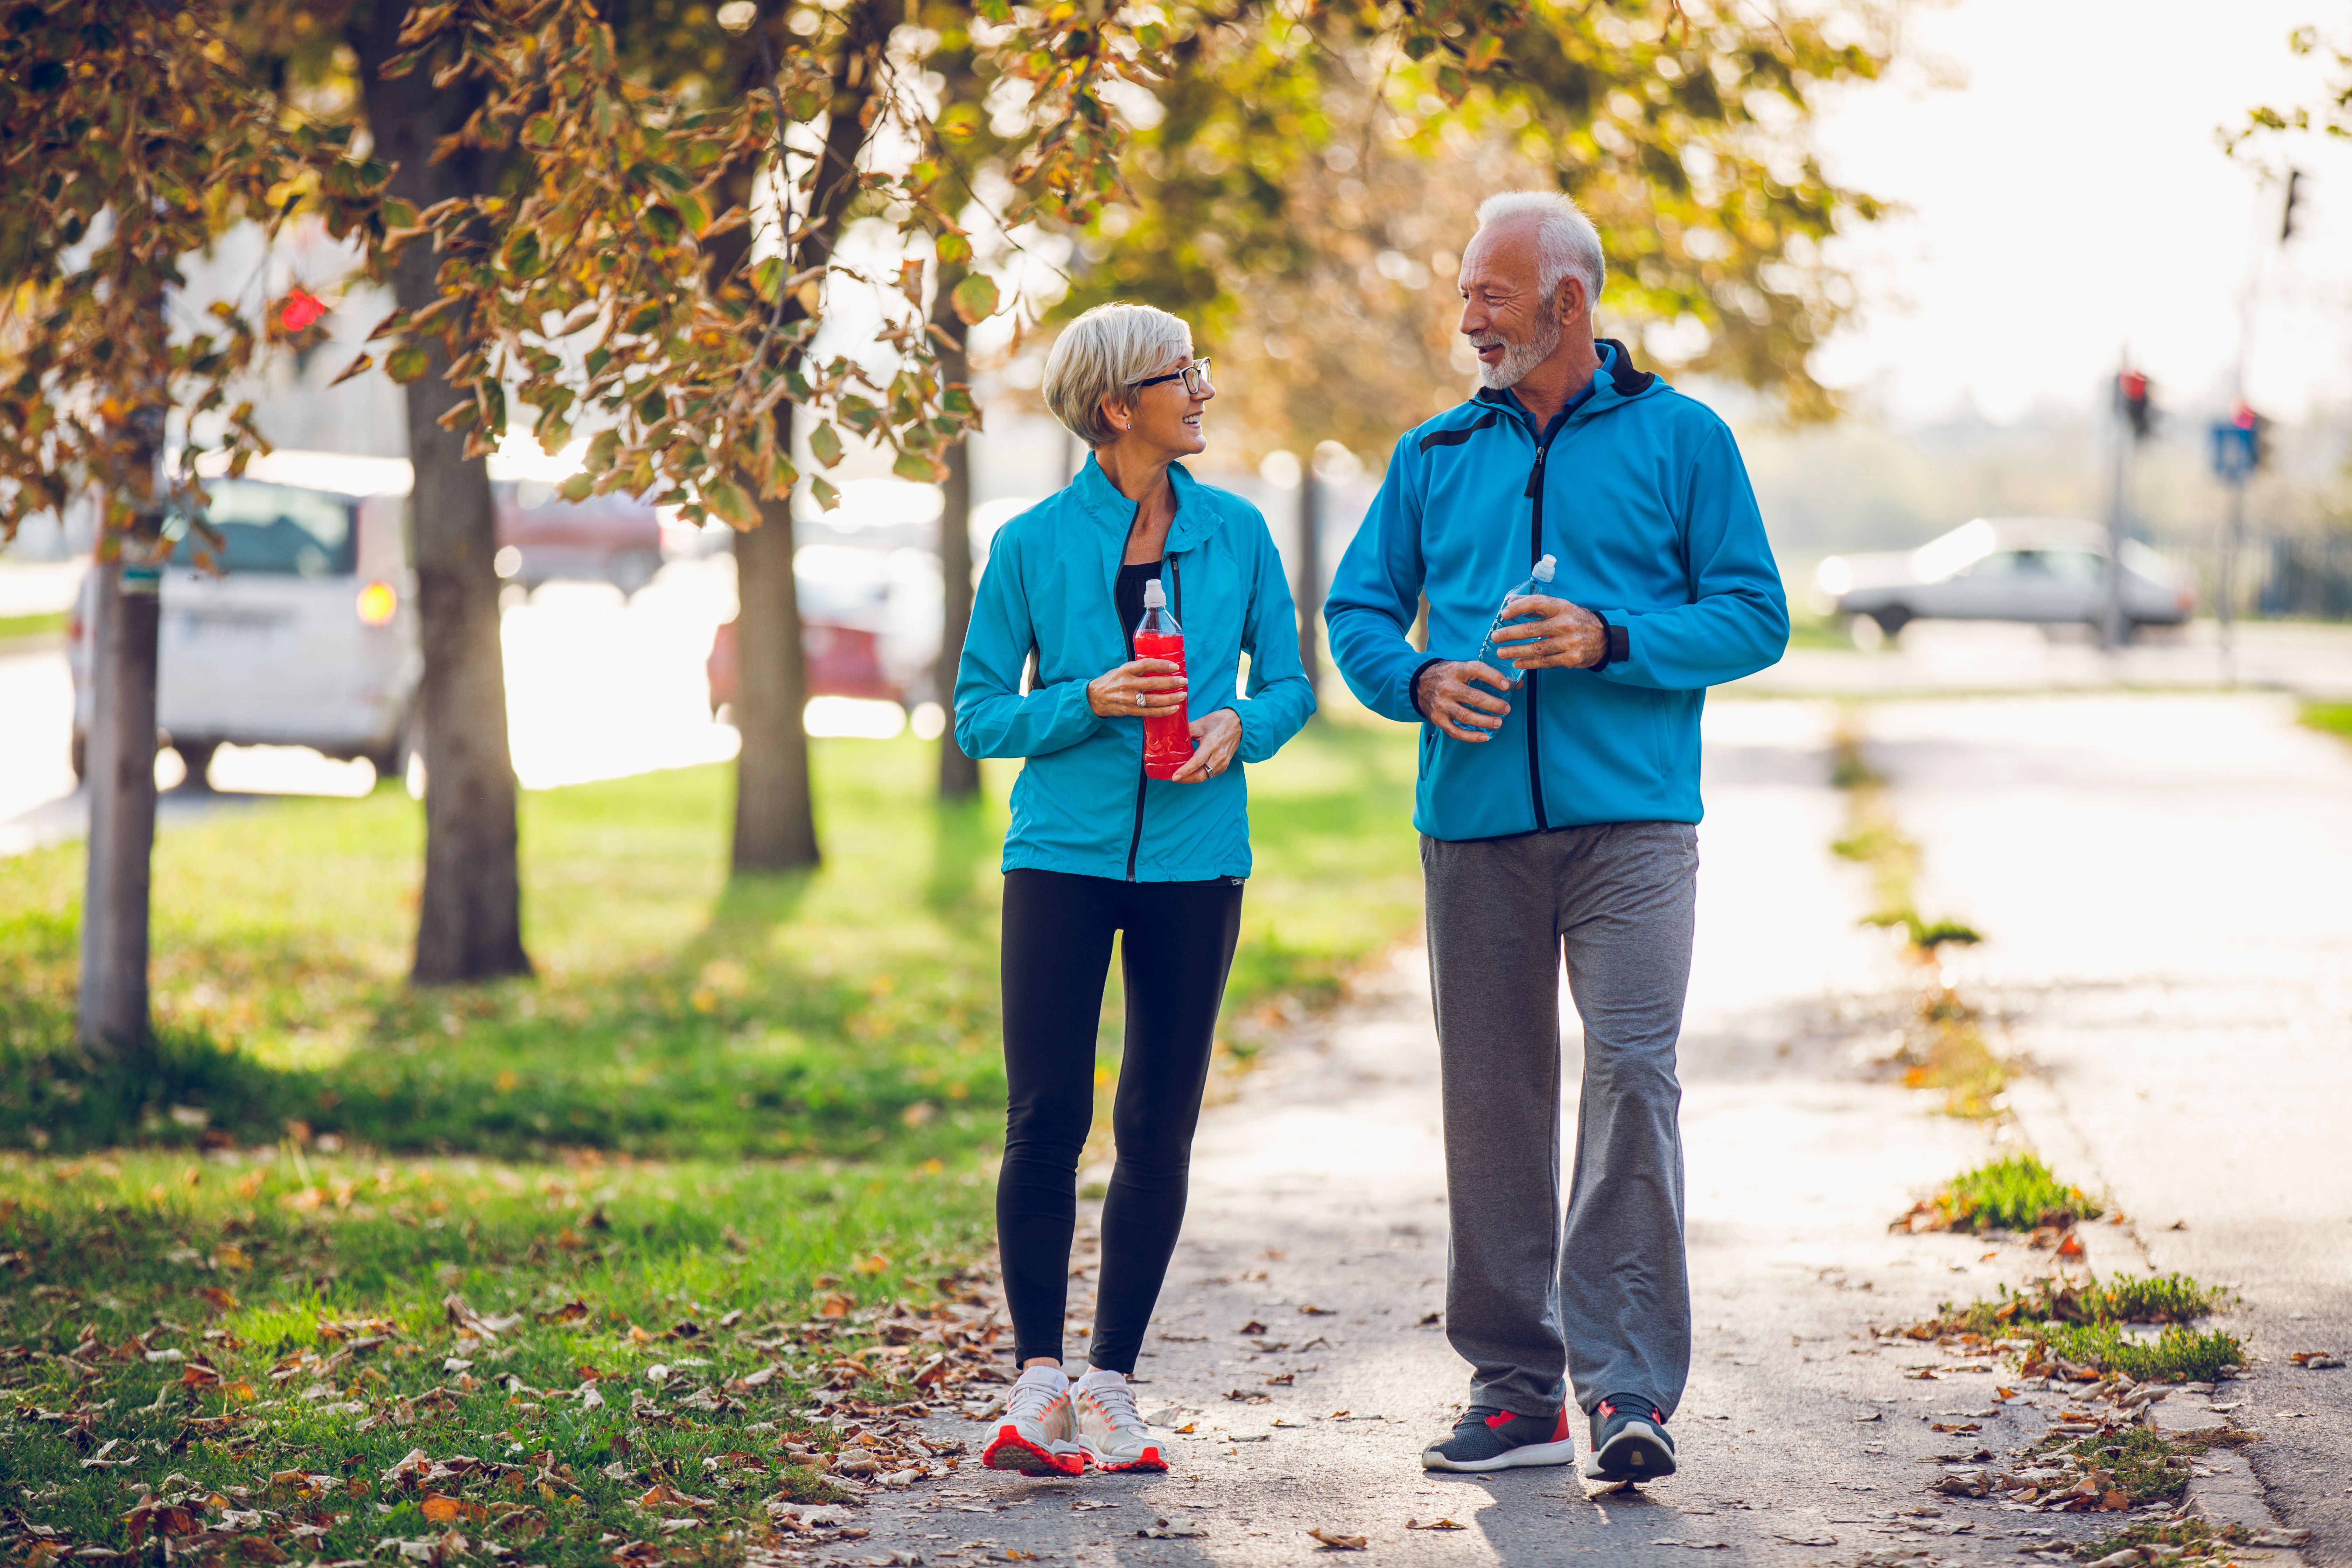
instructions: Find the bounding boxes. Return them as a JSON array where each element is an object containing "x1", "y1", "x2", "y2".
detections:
[
  {"x1": 1069, "y1": 1367, "x2": 1168, "y2": 1474},
  {"x1": 982, "y1": 1366, "x2": 1083, "y2": 1476}
]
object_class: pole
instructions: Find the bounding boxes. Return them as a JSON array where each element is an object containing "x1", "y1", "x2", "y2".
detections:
[
  {"x1": 2100, "y1": 366, "x2": 2130, "y2": 652},
  {"x1": 1295, "y1": 463, "x2": 1322, "y2": 695},
  {"x1": 2217, "y1": 475, "x2": 2244, "y2": 688}
]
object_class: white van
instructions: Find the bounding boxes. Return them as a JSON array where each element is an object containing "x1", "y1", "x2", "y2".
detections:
[{"x1": 69, "y1": 450, "x2": 420, "y2": 786}]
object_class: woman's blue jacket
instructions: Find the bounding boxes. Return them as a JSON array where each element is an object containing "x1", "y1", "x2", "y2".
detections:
[{"x1": 952, "y1": 455, "x2": 1317, "y2": 881}]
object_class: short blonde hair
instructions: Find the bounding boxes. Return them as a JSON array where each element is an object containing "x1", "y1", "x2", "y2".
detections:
[{"x1": 1042, "y1": 302, "x2": 1194, "y2": 448}]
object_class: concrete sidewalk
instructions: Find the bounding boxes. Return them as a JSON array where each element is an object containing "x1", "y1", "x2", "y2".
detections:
[
  {"x1": 807, "y1": 703, "x2": 2276, "y2": 1567},
  {"x1": 1874, "y1": 692, "x2": 2352, "y2": 1565}
]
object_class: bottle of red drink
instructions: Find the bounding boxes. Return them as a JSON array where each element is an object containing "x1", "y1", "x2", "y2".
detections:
[{"x1": 1133, "y1": 578, "x2": 1194, "y2": 780}]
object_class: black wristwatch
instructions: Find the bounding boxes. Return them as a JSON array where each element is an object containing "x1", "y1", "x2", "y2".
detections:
[{"x1": 1588, "y1": 619, "x2": 1628, "y2": 670}]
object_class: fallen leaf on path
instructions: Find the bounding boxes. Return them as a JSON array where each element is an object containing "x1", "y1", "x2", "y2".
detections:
[
  {"x1": 1236, "y1": 1321, "x2": 1268, "y2": 1336},
  {"x1": 1070, "y1": 1499, "x2": 1114, "y2": 1512},
  {"x1": 1137, "y1": 1518, "x2": 1205, "y2": 1539},
  {"x1": 2289, "y1": 1351, "x2": 2343, "y2": 1368},
  {"x1": 1405, "y1": 1519, "x2": 1464, "y2": 1531},
  {"x1": 2056, "y1": 1234, "x2": 2085, "y2": 1259},
  {"x1": 1223, "y1": 1390, "x2": 1271, "y2": 1404},
  {"x1": 1172, "y1": 1422, "x2": 1196, "y2": 1434},
  {"x1": 1777, "y1": 1534, "x2": 1837, "y2": 1547},
  {"x1": 1853, "y1": 1411, "x2": 1882, "y2": 1422},
  {"x1": 1264, "y1": 1372, "x2": 1295, "y2": 1386},
  {"x1": 1907, "y1": 1369, "x2": 1940, "y2": 1380},
  {"x1": 1930, "y1": 1422, "x2": 1981, "y2": 1434},
  {"x1": 1651, "y1": 1541, "x2": 1729, "y2": 1550},
  {"x1": 1417, "y1": 1312, "x2": 1441, "y2": 1326},
  {"x1": 1307, "y1": 1528, "x2": 1367, "y2": 1550},
  {"x1": 1298, "y1": 1304, "x2": 1335, "y2": 1316}
]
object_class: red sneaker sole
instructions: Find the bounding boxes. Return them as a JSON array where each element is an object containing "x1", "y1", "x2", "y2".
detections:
[{"x1": 982, "y1": 1430, "x2": 1082, "y2": 1476}]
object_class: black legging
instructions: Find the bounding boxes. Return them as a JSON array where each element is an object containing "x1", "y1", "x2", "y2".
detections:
[{"x1": 997, "y1": 867, "x2": 1245, "y2": 1372}]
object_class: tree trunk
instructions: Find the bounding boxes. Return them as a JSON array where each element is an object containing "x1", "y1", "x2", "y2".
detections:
[
  {"x1": 731, "y1": 414, "x2": 821, "y2": 870},
  {"x1": 355, "y1": 4, "x2": 531, "y2": 982},
  {"x1": 78, "y1": 337, "x2": 167, "y2": 1060},
  {"x1": 78, "y1": 559, "x2": 160, "y2": 1058},
  {"x1": 726, "y1": 0, "x2": 894, "y2": 868},
  {"x1": 932, "y1": 268, "x2": 980, "y2": 801},
  {"x1": 1296, "y1": 465, "x2": 1323, "y2": 696}
]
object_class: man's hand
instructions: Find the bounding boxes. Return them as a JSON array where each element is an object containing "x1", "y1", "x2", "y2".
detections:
[
  {"x1": 1168, "y1": 707, "x2": 1241, "y2": 783},
  {"x1": 1088, "y1": 657, "x2": 1187, "y2": 719},
  {"x1": 1414, "y1": 660, "x2": 1514, "y2": 743},
  {"x1": 1488, "y1": 594, "x2": 1605, "y2": 671}
]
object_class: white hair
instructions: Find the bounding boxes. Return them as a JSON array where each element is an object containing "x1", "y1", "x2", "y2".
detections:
[
  {"x1": 1474, "y1": 189, "x2": 1606, "y2": 309},
  {"x1": 1042, "y1": 302, "x2": 1195, "y2": 448}
]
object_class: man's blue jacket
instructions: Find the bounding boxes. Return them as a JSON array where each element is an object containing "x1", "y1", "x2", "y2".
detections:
[
  {"x1": 1325, "y1": 340, "x2": 1786, "y2": 841},
  {"x1": 954, "y1": 456, "x2": 1317, "y2": 881}
]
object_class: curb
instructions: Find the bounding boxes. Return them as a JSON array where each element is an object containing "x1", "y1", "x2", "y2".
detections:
[{"x1": 2006, "y1": 1073, "x2": 2309, "y2": 1566}]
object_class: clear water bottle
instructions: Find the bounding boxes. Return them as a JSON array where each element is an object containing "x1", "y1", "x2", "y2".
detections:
[{"x1": 1476, "y1": 553, "x2": 1557, "y2": 687}]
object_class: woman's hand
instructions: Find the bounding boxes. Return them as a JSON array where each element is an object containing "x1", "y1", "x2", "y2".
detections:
[
  {"x1": 1169, "y1": 707, "x2": 1241, "y2": 783},
  {"x1": 1087, "y1": 657, "x2": 1188, "y2": 719}
]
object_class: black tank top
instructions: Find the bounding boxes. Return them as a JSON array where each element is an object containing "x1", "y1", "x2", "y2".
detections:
[{"x1": 1116, "y1": 559, "x2": 1163, "y2": 658}]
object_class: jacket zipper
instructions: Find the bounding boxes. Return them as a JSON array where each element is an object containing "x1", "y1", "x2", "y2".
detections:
[
  {"x1": 1520, "y1": 427, "x2": 1561, "y2": 833},
  {"x1": 1125, "y1": 555, "x2": 1181, "y2": 881}
]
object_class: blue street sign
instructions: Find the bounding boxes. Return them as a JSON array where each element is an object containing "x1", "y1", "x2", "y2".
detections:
[{"x1": 2211, "y1": 416, "x2": 2257, "y2": 484}]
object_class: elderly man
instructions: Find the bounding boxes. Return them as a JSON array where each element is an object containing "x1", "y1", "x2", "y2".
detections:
[{"x1": 1326, "y1": 190, "x2": 1787, "y2": 1481}]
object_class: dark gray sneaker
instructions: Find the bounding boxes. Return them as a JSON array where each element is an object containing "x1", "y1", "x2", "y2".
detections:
[
  {"x1": 1420, "y1": 1406, "x2": 1579, "y2": 1472},
  {"x1": 1584, "y1": 1393, "x2": 1675, "y2": 1481}
]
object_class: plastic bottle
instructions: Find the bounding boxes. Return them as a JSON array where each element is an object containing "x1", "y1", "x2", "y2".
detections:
[
  {"x1": 1476, "y1": 553, "x2": 1558, "y2": 687},
  {"x1": 1133, "y1": 579, "x2": 1195, "y2": 780}
]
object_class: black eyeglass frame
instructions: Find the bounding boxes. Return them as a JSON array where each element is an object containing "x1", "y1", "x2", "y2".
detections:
[{"x1": 1128, "y1": 358, "x2": 1213, "y2": 397}]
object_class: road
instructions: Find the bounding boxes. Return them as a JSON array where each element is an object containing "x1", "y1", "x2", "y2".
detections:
[
  {"x1": 817, "y1": 700, "x2": 2310, "y2": 1568},
  {"x1": 1870, "y1": 693, "x2": 2352, "y2": 1563},
  {"x1": 0, "y1": 563, "x2": 749, "y2": 856}
]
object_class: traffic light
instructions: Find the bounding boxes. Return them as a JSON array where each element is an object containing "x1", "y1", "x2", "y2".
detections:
[
  {"x1": 2212, "y1": 400, "x2": 2266, "y2": 483},
  {"x1": 2282, "y1": 169, "x2": 2303, "y2": 243},
  {"x1": 2118, "y1": 369, "x2": 2154, "y2": 440}
]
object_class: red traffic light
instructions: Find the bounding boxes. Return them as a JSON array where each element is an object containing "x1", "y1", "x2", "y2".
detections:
[
  {"x1": 2231, "y1": 399, "x2": 2256, "y2": 431},
  {"x1": 2119, "y1": 370, "x2": 2148, "y2": 402}
]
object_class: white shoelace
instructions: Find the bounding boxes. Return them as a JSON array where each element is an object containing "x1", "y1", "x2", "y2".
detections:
[
  {"x1": 1080, "y1": 1374, "x2": 1142, "y2": 1429},
  {"x1": 1005, "y1": 1372, "x2": 1067, "y2": 1423}
]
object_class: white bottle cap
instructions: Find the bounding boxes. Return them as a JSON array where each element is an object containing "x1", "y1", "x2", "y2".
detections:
[
  {"x1": 1142, "y1": 579, "x2": 1167, "y2": 608},
  {"x1": 1532, "y1": 554, "x2": 1557, "y2": 583}
]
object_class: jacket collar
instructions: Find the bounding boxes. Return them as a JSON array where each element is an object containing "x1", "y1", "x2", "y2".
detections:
[
  {"x1": 1474, "y1": 338, "x2": 1659, "y2": 430},
  {"x1": 1072, "y1": 453, "x2": 1212, "y2": 554}
]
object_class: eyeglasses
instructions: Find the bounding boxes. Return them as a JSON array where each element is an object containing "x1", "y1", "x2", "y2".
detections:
[{"x1": 1129, "y1": 358, "x2": 1212, "y2": 397}]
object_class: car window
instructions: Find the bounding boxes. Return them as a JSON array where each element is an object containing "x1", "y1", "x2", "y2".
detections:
[
  {"x1": 1963, "y1": 551, "x2": 2023, "y2": 577},
  {"x1": 197, "y1": 479, "x2": 357, "y2": 576},
  {"x1": 2046, "y1": 551, "x2": 2103, "y2": 580}
]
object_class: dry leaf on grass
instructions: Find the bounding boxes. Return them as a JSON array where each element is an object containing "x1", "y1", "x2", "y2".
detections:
[
  {"x1": 1307, "y1": 1528, "x2": 1368, "y2": 1550},
  {"x1": 420, "y1": 1495, "x2": 488, "y2": 1526}
]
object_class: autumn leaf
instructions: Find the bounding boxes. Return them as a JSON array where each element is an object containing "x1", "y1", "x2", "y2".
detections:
[
  {"x1": 421, "y1": 1494, "x2": 488, "y2": 1526},
  {"x1": 807, "y1": 421, "x2": 844, "y2": 469},
  {"x1": 700, "y1": 479, "x2": 757, "y2": 530},
  {"x1": 196, "y1": 1286, "x2": 239, "y2": 1312},
  {"x1": 384, "y1": 344, "x2": 431, "y2": 384},
  {"x1": 818, "y1": 1293, "x2": 852, "y2": 1318},
  {"x1": 1406, "y1": 1519, "x2": 1465, "y2": 1530},
  {"x1": 214, "y1": 1244, "x2": 252, "y2": 1271},
  {"x1": 949, "y1": 273, "x2": 999, "y2": 326},
  {"x1": 1308, "y1": 1528, "x2": 1368, "y2": 1550},
  {"x1": 328, "y1": 352, "x2": 374, "y2": 387}
]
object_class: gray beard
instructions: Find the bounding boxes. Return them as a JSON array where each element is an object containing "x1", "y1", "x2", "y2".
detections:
[{"x1": 1476, "y1": 312, "x2": 1563, "y2": 390}]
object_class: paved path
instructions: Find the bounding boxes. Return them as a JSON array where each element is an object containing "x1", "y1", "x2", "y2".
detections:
[
  {"x1": 824, "y1": 703, "x2": 2209, "y2": 1567},
  {"x1": 1874, "y1": 692, "x2": 2352, "y2": 1564}
]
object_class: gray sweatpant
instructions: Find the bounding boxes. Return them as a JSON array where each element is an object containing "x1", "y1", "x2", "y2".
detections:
[{"x1": 1422, "y1": 821, "x2": 1698, "y2": 1421}]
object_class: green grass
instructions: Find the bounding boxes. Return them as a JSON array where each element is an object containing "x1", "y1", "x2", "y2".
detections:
[
  {"x1": 2039, "y1": 1322, "x2": 2243, "y2": 1385},
  {"x1": 2054, "y1": 1427, "x2": 2199, "y2": 1507},
  {"x1": 0, "y1": 1145, "x2": 988, "y2": 1567},
  {"x1": 2302, "y1": 700, "x2": 2352, "y2": 743},
  {"x1": 0, "y1": 608, "x2": 64, "y2": 641},
  {"x1": 1900, "y1": 1153, "x2": 2103, "y2": 1233},
  {"x1": 1912, "y1": 1269, "x2": 2241, "y2": 1382},
  {"x1": 0, "y1": 718, "x2": 1427, "y2": 1565},
  {"x1": 2073, "y1": 1518, "x2": 2253, "y2": 1563},
  {"x1": 0, "y1": 721, "x2": 1422, "y2": 1155}
]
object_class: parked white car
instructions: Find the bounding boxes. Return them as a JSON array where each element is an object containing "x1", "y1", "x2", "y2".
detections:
[
  {"x1": 1816, "y1": 517, "x2": 2195, "y2": 642},
  {"x1": 69, "y1": 450, "x2": 420, "y2": 786}
]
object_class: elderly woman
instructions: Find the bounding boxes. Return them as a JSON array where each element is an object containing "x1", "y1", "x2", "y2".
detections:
[{"x1": 954, "y1": 302, "x2": 1316, "y2": 1476}]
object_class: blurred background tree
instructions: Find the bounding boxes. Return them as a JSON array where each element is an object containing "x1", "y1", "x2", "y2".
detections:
[{"x1": 1059, "y1": 0, "x2": 1891, "y2": 459}]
